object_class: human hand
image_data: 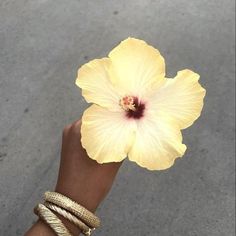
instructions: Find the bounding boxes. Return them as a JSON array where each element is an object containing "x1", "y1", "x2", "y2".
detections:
[
  {"x1": 25, "y1": 119, "x2": 122, "y2": 236},
  {"x1": 55, "y1": 119, "x2": 122, "y2": 212}
]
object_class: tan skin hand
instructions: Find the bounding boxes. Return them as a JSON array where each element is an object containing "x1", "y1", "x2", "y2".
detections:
[{"x1": 25, "y1": 119, "x2": 122, "y2": 236}]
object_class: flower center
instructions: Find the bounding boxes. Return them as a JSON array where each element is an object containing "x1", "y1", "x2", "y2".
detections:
[{"x1": 119, "y1": 95, "x2": 145, "y2": 119}]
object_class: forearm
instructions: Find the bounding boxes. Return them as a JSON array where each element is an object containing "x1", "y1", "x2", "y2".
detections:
[{"x1": 25, "y1": 220, "x2": 57, "y2": 236}]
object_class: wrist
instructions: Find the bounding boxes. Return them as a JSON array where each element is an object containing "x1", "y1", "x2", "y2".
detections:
[{"x1": 55, "y1": 152, "x2": 122, "y2": 212}]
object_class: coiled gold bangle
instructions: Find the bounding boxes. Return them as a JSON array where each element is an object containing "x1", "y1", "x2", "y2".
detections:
[
  {"x1": 44, "y1": 202, "x2": 94, "y2": 236},
  {"x1": 44, "y1": 191, "x2": 100, "y2": 228},
  {"x1": 34, "y1": 203, "x2": 73, "y2": 236}
]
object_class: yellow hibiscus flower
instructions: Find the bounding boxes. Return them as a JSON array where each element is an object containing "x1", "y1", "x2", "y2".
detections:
[{"x1": 75, "y1": 37, "x2": 206, "y2": 170}]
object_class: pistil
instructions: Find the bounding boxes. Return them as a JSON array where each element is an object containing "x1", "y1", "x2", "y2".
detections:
[
  {"x1": 119, "y1": 96, "x2": 136, "y2": 111},
  {"x1": 119, "y1": 95, "x2": 145, "y2": 119}
]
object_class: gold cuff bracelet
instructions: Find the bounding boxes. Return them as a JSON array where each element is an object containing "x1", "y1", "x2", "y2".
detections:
[
  {"x1": 34, "y1": 203, "x2": 73, "y2": 236},
  {"x1": 44, "y1": 191, "x2": 100, "y2": 228}
]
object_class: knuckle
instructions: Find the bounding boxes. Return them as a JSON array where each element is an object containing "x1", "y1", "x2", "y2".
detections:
[
  {"x1": 62, "y1": 125, "x2": 71, "y2": 135},
  {"x1": 71, "y1": 120, "x2": 82, "y2": 135}
]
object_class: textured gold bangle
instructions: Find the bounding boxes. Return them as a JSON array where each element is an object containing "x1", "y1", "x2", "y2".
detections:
[
  {"x1": 44, "y1": 191, "x2": 100, "y2": 228},
  {"x1": 34, "y1": 203, "x2": 73, "y2": 236},
  {"x1": 44, "y1": 202, "x2": 94, "y2": 236}
]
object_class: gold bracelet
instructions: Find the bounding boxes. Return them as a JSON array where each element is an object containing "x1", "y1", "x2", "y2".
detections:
[
  {"x1": 44, "y1": 202, "x2": 94, "y2": 236},
  {"x1": 34, "y1": 203, "x2": 73, "y2": 236},
  {"x1": 44, "y1": 191, "x2": 100, "y2": 228}
]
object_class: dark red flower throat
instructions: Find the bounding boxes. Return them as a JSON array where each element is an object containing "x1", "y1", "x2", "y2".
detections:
[{"x1": 119, "y1": 96, "x2": 145, "y2": 119}]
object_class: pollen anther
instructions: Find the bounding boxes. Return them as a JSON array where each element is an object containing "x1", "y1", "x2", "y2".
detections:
[{"x1": 119, "y1": 96, "x2": 136, "y2": 111}]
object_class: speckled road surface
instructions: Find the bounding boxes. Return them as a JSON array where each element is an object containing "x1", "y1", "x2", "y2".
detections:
[{"x1": 0, "y1": 1, "x2": 235, "y2": 235}]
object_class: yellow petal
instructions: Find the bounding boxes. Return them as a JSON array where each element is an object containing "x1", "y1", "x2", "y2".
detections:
[
  {"x1": 109, "y1": 37, "x2": 166, "y2": 98},
  {"x1": 151, "y1": 69, "x2": 206, "y2": 129},
  {"x1": 128, "y1": 112, "x2": 187, "y2": 170},
  {"x1": 76, "y1": 58, "x2": 121, "y2": 111},
  {"x1": 81, "y1": 104, "x2": 136, "y2": 163}
]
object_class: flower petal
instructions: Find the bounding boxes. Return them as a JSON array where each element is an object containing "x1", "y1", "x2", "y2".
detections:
[
  {"x1": 152, "y1": 69, "x2": 206, "y2": 129},
  {"x1": 109, "y1": 38, "x2": 166, "y2": 98},
  {"x1": 76, "y1": 58, "x2": 121, "y2": 111},
  {"x1": 81, "y1": 104, "x2": 136, "y2": 163},
  {"x1": 128, "y1": 113, "x2": 187, "y2": 170}
]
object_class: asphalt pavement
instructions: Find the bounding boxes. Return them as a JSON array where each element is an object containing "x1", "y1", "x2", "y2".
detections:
[{"x1": 0, "y1": 0, "x2": 235, "y2": 235}]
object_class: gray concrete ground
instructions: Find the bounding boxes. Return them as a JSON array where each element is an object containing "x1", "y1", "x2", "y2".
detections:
[{"x1": 0, "y1": 0, "x2": 235, "y2": 235}]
